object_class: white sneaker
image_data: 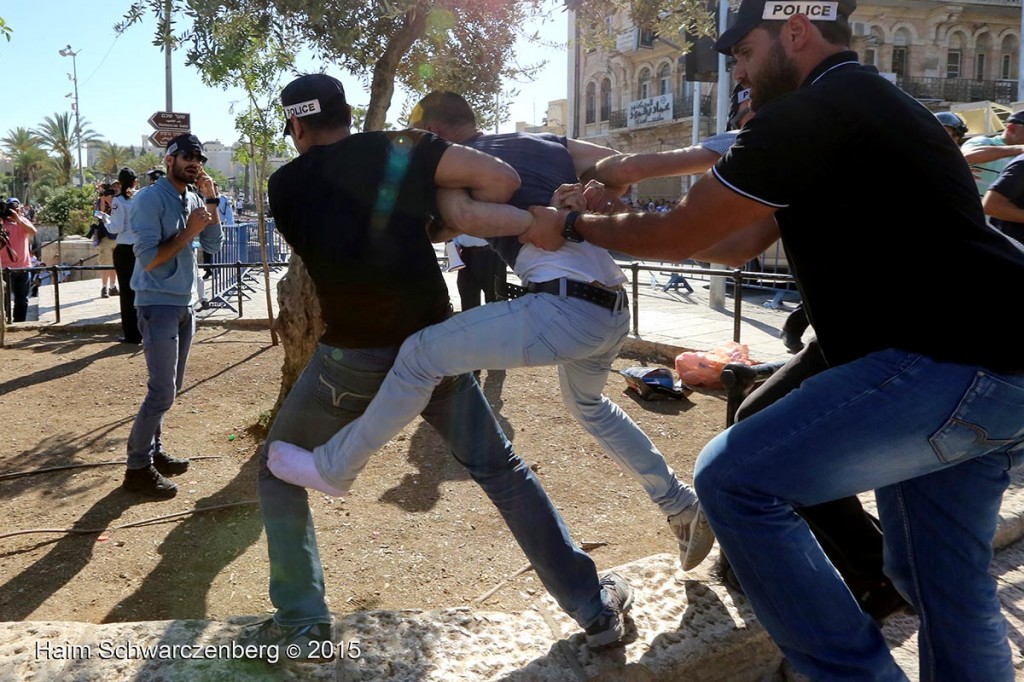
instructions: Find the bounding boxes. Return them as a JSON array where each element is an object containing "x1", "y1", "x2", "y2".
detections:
[{"x1": 668, "y1": 502, "x2": 715, "y2": 571}]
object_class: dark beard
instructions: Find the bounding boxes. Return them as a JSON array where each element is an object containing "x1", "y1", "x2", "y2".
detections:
[
  {"x1": 170, "y1": 158, "x2": 196, "y2": 185},
  {"x1": 749, "y1": 39, "x2": 802, "y2": 111}
]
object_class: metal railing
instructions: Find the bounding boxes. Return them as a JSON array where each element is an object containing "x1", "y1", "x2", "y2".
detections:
[
  {"x1": 6, "y1": 257, "x2": 797, "y2": 349},
  {"x1": 897, "y1": 76, "x2": 1017, "y2": 104}
]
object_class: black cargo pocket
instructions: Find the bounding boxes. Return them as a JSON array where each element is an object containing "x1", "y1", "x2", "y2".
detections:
[
  {"x1": 929, "y1": 371, "x2": 1024, "y2": 466},
  {"x1": 313, "y1": 354, "x2": 387, "y2": 418}
]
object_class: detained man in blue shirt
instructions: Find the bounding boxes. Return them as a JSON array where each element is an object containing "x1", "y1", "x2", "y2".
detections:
[{"x1": 123, "y1": 133, "x2": 224, "y2": 498}]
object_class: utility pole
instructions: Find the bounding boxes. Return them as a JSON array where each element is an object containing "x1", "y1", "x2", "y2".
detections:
[
  {"x1": 58, "y1": 44, "x2": 85, "y2": 188},
  {"x1": 164, "y1": 0, "x2": 173, "y2": 111}
]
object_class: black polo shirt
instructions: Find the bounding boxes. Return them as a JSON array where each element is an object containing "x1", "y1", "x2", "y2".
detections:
[
  {"x1": 987, "y1": 154, "x2": 1024, "y2": 245},
  {"x1": 714, "y1": 51, "x2": 1024, "y2": 373},
  {"x1": 269, "y1": 130, "x2": 452, "y2": 348}
]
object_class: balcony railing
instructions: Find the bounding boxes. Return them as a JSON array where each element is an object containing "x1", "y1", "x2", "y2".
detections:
[{"x1": 896, "y1": 76, "x2": 1017, "y2": 104}]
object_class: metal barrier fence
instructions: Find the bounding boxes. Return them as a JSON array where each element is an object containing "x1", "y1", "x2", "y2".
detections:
[
  {"x1": 200, "y1": 220, "x2": 292, "y2": 313},
  {"x1": 5, "y1": 255, "x2": 797, "y2": 348}
]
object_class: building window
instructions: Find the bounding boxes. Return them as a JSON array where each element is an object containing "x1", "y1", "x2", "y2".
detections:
[
  {"x1": 975, "y1": 53, "x2": 986, "y2": 81},
  {"x1": 1003, "y1": 54, "x2": 1013, "y2": 80},
  {"x1": 658, "y1": 63, "x2": 671, "y2": 96},
  {"x1": 638, "y1": 67, "x2": 651, "y2": 99},
  {"x1": 600, "y1": 79, "x2": 612, "y2": 121},
  {"x1": 864, "y1": 47, "x2": 878, "y2": 67},
  {"x1": 947, "y1": 51, "x2": 961, "y2": 79},
  {"x1": 585, "y1": 82, "x2": 596, "y2": 124},
  {"x1": 640, "y1": 28, "x2": 656, "y2": 48},
  {"x1": 892, "y1": 47, "x2": 907, "y2": 77}
]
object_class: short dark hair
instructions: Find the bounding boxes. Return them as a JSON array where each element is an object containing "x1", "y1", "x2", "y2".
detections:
[
  {"x1": 411, "y1": 91, "x2": 477, "y2": 129},
  {"x1": 762, "y1": 15, "x2": 852, "y2": 47},
  {"x1": 294, "y1": 93, "x2": 352, "y2": 132}
]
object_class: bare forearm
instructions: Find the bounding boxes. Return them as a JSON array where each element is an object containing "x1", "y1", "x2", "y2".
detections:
[
  {"x1": 591, "y1": 149, "x2": 720, "y2": 188},
  {"x1": 963, "y1": 145, "x2": 1024, "y2": 164},
  {"x1": 982, "y1": 191, "x2": 1024, "y2": 222},
  {"x1": 438, "y1": 189, "x2": 530, "y2": 238}
]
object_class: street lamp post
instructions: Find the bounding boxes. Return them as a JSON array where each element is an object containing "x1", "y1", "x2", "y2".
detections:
[{"x1": 58, "y1": 44, "x2": 85, "y2": 189}]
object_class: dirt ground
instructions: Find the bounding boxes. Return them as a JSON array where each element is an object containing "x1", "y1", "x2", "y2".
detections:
[{"x1": 0, "y1": 327, "x2": 728, "y2": 626}]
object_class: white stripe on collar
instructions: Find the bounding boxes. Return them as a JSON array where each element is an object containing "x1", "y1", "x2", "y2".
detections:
[{"x1": 811, "y1": 60, "x2": 860, "y2": 86}]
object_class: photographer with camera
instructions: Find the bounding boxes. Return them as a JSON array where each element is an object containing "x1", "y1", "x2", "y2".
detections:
[
  {"x1": 89, "y1": 185, "x2": 119, "y2": 297},
  {"x1": 1, "y1": 198, "x2": 37, "y2": 323}
]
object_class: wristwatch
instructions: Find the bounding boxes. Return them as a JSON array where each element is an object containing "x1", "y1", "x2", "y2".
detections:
[
  {"x1": 205, "y1": 196, "x2": 221, "y2": 205},
  {"x1": 562, "y1": 210, "x2": 584, "y2": 243}
]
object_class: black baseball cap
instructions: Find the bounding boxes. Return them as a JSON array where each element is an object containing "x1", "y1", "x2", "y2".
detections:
[
  {"x1": 714, "y1": 0, "x2": 857, "y2": 55},
  {"x1": 165, "y1": 133, "x2": 208, "y2": 163},
  {"x1": 1006, "y1": 111, "x2": 1024, "y2": 126},
  {"x1": 146, "y1": 168, "x2": 165, "y2": 179},
  {"x1": 281, "y1": 73, "x2": 347, "y2": 134},
  {"x1": 118, "y1": 167, "x2": 138, "y2": 187}
]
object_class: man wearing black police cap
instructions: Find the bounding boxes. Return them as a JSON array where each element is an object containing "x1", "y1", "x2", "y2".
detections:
[
  {"x1": 521, "y1": 1, "x2": 1024, "y2": 679},
  {"x1": 238, "y1": 73, "x2": 632, "y2": 658}
]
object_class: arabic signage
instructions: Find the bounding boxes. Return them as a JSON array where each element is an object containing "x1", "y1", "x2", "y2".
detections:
[{"x1": 627, "y1": 94, "x2": 673, "y2": 129}]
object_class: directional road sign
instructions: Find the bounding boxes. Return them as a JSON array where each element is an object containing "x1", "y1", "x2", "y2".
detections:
[
  {"x1": 148, "y1": 111, "x2": 191, "y2": 131},
  {"x1": 148, "y1": 129, "x2": 182, "y2": 147}
]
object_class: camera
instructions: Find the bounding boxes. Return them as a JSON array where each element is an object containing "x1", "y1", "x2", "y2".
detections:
[
  {"x1": 0, "y1": 227, "x2": 10, "y2": 247},
  {"x1": 0, "y1": 204, "x2": 14, "y2": 220}
]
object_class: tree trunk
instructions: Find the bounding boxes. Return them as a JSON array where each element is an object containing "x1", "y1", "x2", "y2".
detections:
[
  {"x1": 363, "y1": 3, "x2": 428, "y2": 131},
  {"x1": 270, "y1": 253, "x2": 323, "y2": 415}
]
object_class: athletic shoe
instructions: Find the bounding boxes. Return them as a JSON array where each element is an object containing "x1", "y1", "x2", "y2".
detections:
[
  {"x1": 122, "y1": 465, "x2": 177, "y2": 498},
  {"x1": 100, "y1": 287, "x2": 109, "y2": 298},
  {"x1": 668, "y1": 502, "x2": 716, "y2": 571},
  {"x1": 584, "y1": 572, "x2": 634, "y2": 649},
  {"x1": 153, "y1": 451, "x2": 190, "y2": 476},
  {"x1": 236, "y1": 618, "x2": 335, "y2": 663},
  {"x1": 109, "y1": 286, "x2": 119, "y2": 296}
]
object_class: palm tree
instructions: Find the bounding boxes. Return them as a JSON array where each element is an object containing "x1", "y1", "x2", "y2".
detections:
[
  {"x1": 34, "y1": 112, "x2": 100, "y2": 186},
  {"x1": 1, "y1": 127, "x2": 46, "y2": 202},
  {"x1": 94, "y1": 141, "x2": 131, "y2": 179}
]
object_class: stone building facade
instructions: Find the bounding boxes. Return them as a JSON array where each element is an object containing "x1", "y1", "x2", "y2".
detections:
[{"x1": 568, "y1": 0, "x2": 1023, "y2": 201}]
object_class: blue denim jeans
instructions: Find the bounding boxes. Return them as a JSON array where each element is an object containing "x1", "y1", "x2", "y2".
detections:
[
  {"x1": 694, "y1": 349, "x2": 1024, "y2": 681},
  {"x1": 126, "y1": 305, "x2": 194, "y2": 469},
  {"x1": 260, "y1": 343, "x2": 606, "y2": 629},
  {"x1": 312, "y1": 293, "x2": 694, "y2": 516}
]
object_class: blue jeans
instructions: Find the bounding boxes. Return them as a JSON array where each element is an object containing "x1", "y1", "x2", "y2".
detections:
[
  {"x1": 259, "y1": 343, "x2": 606, "y2": 629},
  {"x1": 694, "y1": 349, "x2": 1024, "y2": 681},
  {"x1": 312, "y1": 293, "x2": 694, "y2": 516},
  {"x1": 126, "y1": 305, "x2": 194, "y2": 469}
]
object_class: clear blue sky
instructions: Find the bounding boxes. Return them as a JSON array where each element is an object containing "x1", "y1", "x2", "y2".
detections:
[{"x1": 0, "y1": 3, "x2": 568, "y2": 148}]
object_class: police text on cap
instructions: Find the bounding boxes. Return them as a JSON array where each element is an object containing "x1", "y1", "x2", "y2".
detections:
[
  {"x1": 284, "y1": 99, "x2": 322, "y2": 120},
  {"x1": 762, "y1": 2, "x2": 839, "y2": 20},
  {"x1": 737, "y1": 89, "x2": 751, "y2": 103}
]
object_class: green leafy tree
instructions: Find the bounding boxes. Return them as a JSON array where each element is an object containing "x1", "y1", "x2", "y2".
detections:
[
  {"x1": 37, "y1": 185, "x2": 96, "y2": 267},
  {"x1": 94, "y1": 141, "x2": 133, "y2": 179},
  {"x1": 0, "y1": 16, "x2": 11, "y2": 42},
  {"x1": 1, "y1": 128, "x2": 46, "y2": 203},
  {"x1": 34, "y1": 113, "x2": 102, "y2": 187}
]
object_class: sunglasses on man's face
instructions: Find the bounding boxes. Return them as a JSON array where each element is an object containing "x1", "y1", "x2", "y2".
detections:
[{"x1": 178, "y1": 151, "x2": 205, "y2": 163}]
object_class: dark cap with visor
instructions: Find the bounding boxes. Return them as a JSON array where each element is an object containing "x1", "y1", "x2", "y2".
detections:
[
  {"x1": 714, "y1": 0, "x2": 857, "y2": 55},
  {"x1": 281, "y1": 73, "x2": 348, "y2": 135}
]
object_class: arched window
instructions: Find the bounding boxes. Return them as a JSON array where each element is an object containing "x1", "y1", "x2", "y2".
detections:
[
  {"x1": 892, "y1": 28, "x2": 911, "y2": 77},
  {"x1": 976, "y1": 33, "x2": 992, "y2": 80},
  {"x1": 1001, "y1": 35, "x2": 1019, "y2": 80},
  {"x1": 947, "y1": 32, "x2": 965, "y2": 78},
  {"x1": 585, "y1": 82, "x2": 596, "y2": 124},
  {"x1": 638, "y1": 67, "x2": 651, "y2": 99},
  {"x1": 600, "y1": 79, "x2": 612, "y2": 121},
  {"x1": 658, "y1": 63, "x2": 671, "y2": 96}
]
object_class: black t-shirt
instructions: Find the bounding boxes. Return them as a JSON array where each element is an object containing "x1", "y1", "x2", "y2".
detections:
[
  {"x1": 715, "y1": 51, "x2": 1024, "y2": 372},
  {"x1": 987, "y1": 154, "x2": 1024, "y2": 244},
  {"x1": 269, "y1": 130, "x2": 452, "y2": 348}
]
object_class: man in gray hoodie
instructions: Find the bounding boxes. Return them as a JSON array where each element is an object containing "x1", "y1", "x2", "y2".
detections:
[{"x1": 123, "y1": 133, "x2": 224, "y2": 498}]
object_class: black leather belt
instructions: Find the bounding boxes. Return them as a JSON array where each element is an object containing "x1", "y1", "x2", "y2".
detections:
[{"x1": 502, "y1": 278, "x2": 628, "y2": 313}]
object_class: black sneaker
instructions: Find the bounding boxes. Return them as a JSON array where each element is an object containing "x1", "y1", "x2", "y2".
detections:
[
  {"x1": 237, "y1": 618, "x2": 335, "y2": 663},
  {"x1": 153, "y1": 451, "x2": 189, "y2": 476},
  {"x1": 123, "y1": 465, "x2": 178, "y2": 498},
  {"x1": 584, "y1": 572, "x2": 634, "y2": 649}
]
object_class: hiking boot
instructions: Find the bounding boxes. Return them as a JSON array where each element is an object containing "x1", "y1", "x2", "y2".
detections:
[
  {"x1": 669, "y1": 502, "x2": 716, "y2": 571},
  {"x1": 100, "y1": 287, "x2": 109, "y2": 298},
  {"x1": 122, "y1": 465, "x2": 178, "y2": 498},
  {"x1": 237, "y1": 618, "x2": 335, "y2": 663},
  {"x1": 109, "y1": 285, "x2": 120, "y2": 296},
  {"x1": 153, "y1": 450, "x2": 190, "y2": 476},
  {"x1": 584, "y1": 572, "x2": 634, "y2": 649}
]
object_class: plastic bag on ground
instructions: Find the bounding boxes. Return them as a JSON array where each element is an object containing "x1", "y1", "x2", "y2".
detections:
[{"x1": 674, "y1": 341, "x2": 754, "y2": 389}]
